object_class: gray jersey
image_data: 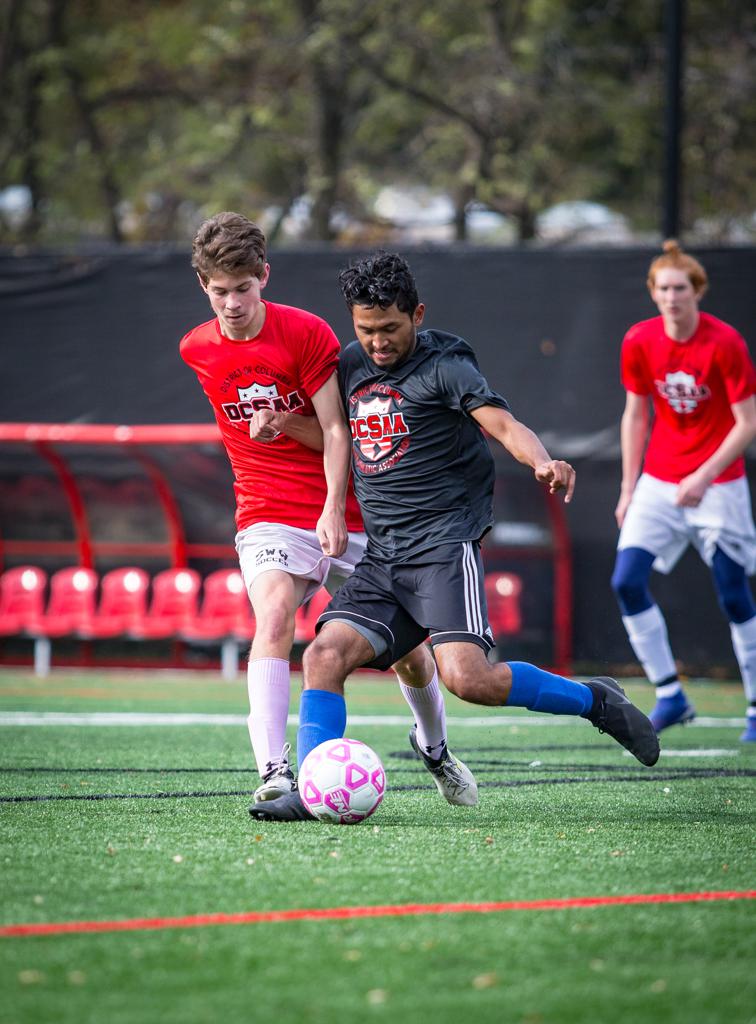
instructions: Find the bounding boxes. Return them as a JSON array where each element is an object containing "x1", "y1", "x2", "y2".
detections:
[{"x1": 339, "y1": 329, "x2": 509, "y2": 561}]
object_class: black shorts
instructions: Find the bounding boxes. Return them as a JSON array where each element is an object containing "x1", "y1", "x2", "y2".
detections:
[{"x1": 317, "y1": 540, "x2": 495, "y2": 670}]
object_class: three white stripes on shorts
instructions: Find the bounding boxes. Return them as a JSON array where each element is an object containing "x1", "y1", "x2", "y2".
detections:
[{"x1": 462, "y1": 541, "x2": 484, "y2": 637}]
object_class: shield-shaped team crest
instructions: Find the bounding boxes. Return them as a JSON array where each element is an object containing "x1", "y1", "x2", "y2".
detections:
[
  {"x1": 356, "y1": 397, "x2": 393, "y2": 462},
  {"x1": 238, "y1": 382, "x2": 279, "y2": 402}
]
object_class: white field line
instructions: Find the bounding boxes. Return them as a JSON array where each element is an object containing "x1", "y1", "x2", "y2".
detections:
[{"x1": 0, "y1": 711, "x2": 744, "y2": 728}]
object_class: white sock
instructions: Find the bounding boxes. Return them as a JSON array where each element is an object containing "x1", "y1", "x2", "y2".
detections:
[
  {"x1": 399, "y1": 668, "x2": 446, "y2": 759},
  {"x1": 622, "y1": 605, "x2": 678, "y2": 687},
  {"x1": 655, "y1": 682, "x2": 683, "y2": 699},
  {"x1": 246, "y1": 657, "x2": 291, "y2": 777},
  {"x1": 730, "y1": 616, "x2": 756, "y2": 704}
]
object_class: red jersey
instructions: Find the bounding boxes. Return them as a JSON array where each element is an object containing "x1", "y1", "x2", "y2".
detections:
[
  {"x1": 180, "y1": 301, "x2": 363, "y2": 532},
  {"x1": 621, "y1": 312, "x2": 756, "y2": 484}
]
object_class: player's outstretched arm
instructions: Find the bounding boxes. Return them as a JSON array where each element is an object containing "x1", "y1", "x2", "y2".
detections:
[
  {"x1": 311, "y1": 372, "x2": 350, "y2": 558},
  {"x1": 471, "y1": 405, "x2": 575, "y2": 503}
]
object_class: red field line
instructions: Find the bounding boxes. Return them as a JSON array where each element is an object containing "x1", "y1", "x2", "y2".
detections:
[{"x1": 1, "y1": 890, "x2": 753, "y2": 939}]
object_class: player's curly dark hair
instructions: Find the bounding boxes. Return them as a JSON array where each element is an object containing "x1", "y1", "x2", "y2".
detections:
[
  {"x1": 339, "y1": 251, "x2": 419, "y2": 314},
  {"x1": 192, "y1": 212, "x2": 267, "y2": 283}
]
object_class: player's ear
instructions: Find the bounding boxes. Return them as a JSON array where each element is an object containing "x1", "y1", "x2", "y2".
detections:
[
  {"x1": 196, "y1": 272, "x2": 210, "y2": 294},
  {"x1": 259, "y1": 263, "x2": 271, "y2": 289},
  {"x1": 413, "y1": 303, "x2": 425, "y2": 327}
]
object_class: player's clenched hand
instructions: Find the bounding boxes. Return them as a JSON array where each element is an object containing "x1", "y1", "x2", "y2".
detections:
[
  {"x1": 675, "y1": 471, "x2": 709, "y2": 508},
  {"x1": 249, "y1": 408, "x2": 282, "y2": 442},
  {"x1": 534, "y1": 460, "x2": 576, "y2": 503},
  {"x1": 316, "y1": 506, "x2": 348, "y2": 558}
]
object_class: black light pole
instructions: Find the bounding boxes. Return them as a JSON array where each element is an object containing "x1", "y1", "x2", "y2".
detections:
[{"x1": 663, "y1": 0, "x2": 684, "y2": 239}]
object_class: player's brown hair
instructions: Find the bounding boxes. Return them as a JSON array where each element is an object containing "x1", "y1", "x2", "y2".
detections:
[
  {"x1": 191, "y1": 212, "x2": 267, "y2": 283},
  {"x1": 647, "y1": 239, "x2": 708, "y2": 297}
]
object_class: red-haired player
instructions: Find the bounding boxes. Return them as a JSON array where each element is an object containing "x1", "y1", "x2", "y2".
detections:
[{"x1": 612, "y1": 240, "x2": 756, "y2": 741}]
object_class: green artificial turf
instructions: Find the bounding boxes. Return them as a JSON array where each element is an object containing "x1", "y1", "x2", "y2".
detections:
[{"x1": 0, "y1": 671, "x2": 754, "y2": 1024}]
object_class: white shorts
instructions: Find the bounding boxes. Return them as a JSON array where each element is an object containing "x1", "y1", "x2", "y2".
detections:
[
  {"x1": 235, "y1": 522, "x2": 368, "y2": 604},
  {"x1": 617, "y1": 473, "x2": 756, "y2": 575}
]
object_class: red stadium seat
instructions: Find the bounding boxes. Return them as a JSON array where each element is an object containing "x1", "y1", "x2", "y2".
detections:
[
  {"x1": 484, "y1": 571, "x2": 523, "y2": 636},
  {"x1": 137, "y1": 567, "x2": 201, "y2": 639},
  {"x1": 32, "y1": 567, "x2": 99, "y2": 638},
  {"x1": 184, "y1": 569, "x2": 253, "y2": 642},
  {"x1": 294, "y1": 587, "x2": 332, "y2": 643},
  {"x1": 183, "y1": 569, "x2": 253, "y2": 680},
  {"x1": 83, "y1": 567, "x2": 150, "y2": 638},
  {"x1": 0, "y1": 566, "x2": 48, "y2": 636},
  {"x1": 24, "y1": 567, "x2": 98, "y2": 677}
]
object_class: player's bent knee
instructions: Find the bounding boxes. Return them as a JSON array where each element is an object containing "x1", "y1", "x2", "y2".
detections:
[
  {"x1": 303, "y1": 637, "x2": 341, "y2": 674},
  {"x1": 392, "y1": 645, "x2": 434, "y2": 685},
  {"x1": 302, "y1": 630, "x2": 362, "y2": 682},
  {"x1": 611, "y1": 548, "x2": 655, "y2": 616},
  {"x1": 252, "y1": 610, "x2": 295, "y2": 647},
  {"x1": 439, "y1": 663, "x2": 477, "y2": 700},
  {"x1": 434, "y1": 651, "x2": 505, "y2": 706},
  {"x1": 712, "y1": 548, "x2": 756, "y2": 623}
]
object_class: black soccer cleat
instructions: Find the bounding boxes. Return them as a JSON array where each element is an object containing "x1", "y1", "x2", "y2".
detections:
[
  {"x1": 585, "y1": 676, "x2": 660, "y2": 766},
  {"x1": 248, "y1": 789, "x2": 315, "y2": 822}
]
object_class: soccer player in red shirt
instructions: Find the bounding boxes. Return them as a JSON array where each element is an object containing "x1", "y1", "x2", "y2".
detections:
[
  {"x1": 612, "y1": 240, "x2": 756, "y2": 741},
  {"x1": 181, "y1": 213, "x2": 476, "y2": 807}
]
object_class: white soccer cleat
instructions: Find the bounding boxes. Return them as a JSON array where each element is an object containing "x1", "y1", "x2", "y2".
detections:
[
  {"x1": 409, "y1": 726, "x2": 478, "y2": 807},
  {"x1": 253, "y1": 742, "x2": 297, "y2": 803}
]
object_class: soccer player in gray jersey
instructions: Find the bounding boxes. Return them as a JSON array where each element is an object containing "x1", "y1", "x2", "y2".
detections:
[{"x1": 252, "y1": 252, "x2": 659, "y2": 822}]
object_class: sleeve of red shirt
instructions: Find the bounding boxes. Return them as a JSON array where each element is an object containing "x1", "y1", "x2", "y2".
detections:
[
  {"x1": 718, "y1": 328, "x2": 756, "y2": 405},
  {"x1": 620, "y1": 327, "x2": 650, "y2": 395},
  {"x1": 297, "y1": 316, "x2": 341, "y2": 398}
]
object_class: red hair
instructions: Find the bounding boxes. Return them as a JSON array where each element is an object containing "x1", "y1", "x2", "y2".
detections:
[{"x1": 647, "y1": 239, "x2": 708, "y2": 297}]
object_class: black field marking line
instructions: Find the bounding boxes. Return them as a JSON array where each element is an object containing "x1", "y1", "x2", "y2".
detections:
[
  {"x1": 0, "y1": 762, "x2": 625, "y2": 775},
  {"x1": 0, "y1": 766, "x2": 256, "y2": 774},
  {"x1": 3, "y1": 756, "x2": 747, "y2": 777},
  {"x1": 1, "y1": 789, "x2": 254, "y2": 803},
  {"x1": 392, "y1": 767, "x2": 756, "y2": 791},
  {"x1": 3, "y1": 766, "x2": 754, "y2": 803}
]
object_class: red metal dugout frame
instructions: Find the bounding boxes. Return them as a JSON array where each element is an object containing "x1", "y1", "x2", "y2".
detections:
[{"x1": 0, "y1": 423, "x2": 572, "y2": 674}]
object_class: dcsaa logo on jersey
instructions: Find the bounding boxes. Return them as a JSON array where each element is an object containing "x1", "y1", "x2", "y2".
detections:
[
  {"x1": 221, "y1": 380, "x2": 304, "y2": 433},
  {"x1": 655, "y1": 370, "x2": 711, "y2": 414},
  {"x1": 354, "y1": 397, "x2": 394, "y2": 461},
  {"x1": 349, "y1": 386, "x2": 410, "y2": 473}
]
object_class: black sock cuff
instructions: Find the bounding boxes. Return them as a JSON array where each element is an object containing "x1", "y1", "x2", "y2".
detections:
[{"x1": 654, "y1": 674, "x2": 679, "y2": 689}]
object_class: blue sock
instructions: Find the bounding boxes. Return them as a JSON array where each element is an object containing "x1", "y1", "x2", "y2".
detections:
[
  {"x1": 506, "y1": 662, "x2": 594, "y2": 717},
  {"x1": 297, "y1": 688, "x2": 347, "y2": 769}
]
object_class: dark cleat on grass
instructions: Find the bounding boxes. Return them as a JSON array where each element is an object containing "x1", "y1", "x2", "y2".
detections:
[
  {"x1": 585, "y1": 676, "x2": 660, "y2": 767},
  {"x1": 248, "y1": 789, "x2": 315, "y2": 822}
]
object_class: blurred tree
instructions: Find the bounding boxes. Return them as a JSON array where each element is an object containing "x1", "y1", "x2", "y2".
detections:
[
  {"x1": 0, "y1": 0, "x2": 752, "y2": 244},
  {"x1": 682, "y1": 0, "x2": 756, "y2": 239},
  {"x1": 343, "y1": 0, "x2": 666, "y2": 241}
]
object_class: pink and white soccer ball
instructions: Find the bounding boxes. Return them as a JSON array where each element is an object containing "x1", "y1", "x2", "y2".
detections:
[{"x1": 299, "y1": 738, "x2": 386, "y2": 825}]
